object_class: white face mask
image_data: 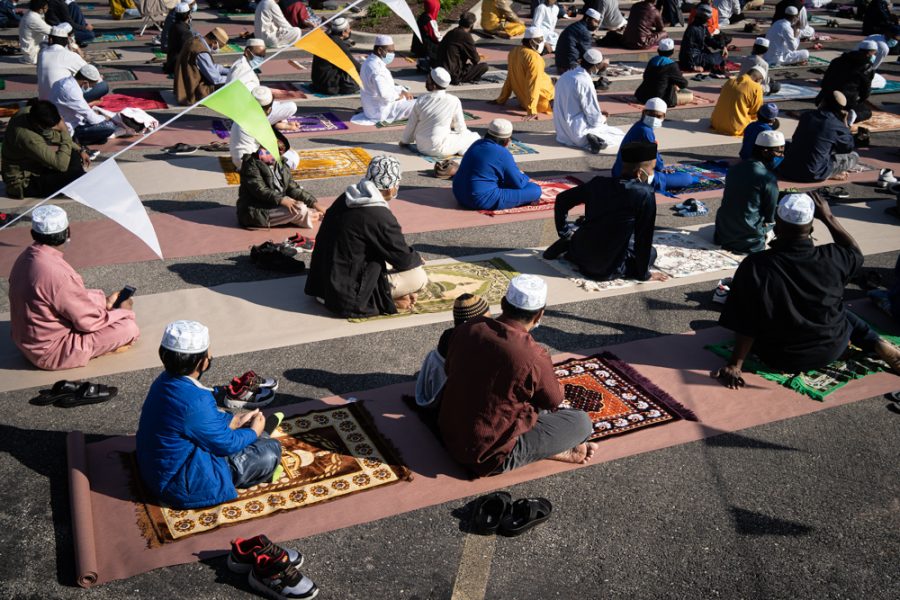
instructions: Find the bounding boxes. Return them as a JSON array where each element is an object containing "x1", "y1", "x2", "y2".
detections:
[
  {"x1": 382, "y1": 52, "x2": 395, "y2": 65},
  {"x1": 535, "y1": 41, "x2": 545, "y2": 54},
  {"x1": 642, "y1": 115, "x2": 663, "y2": 129},
  {"x1": 645, "y1": 172, "x2": 655, "y2": 185}
]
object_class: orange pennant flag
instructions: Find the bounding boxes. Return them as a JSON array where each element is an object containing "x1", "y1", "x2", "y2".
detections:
[{"x1": 294, "y1": 28, "x2": 363, "y2": 90}]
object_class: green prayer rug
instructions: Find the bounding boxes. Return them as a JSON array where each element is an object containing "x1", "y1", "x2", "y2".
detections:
[
  {"x1": 348, "y1": 258, "x2": 518, "y2": 322},
  {"x1": 705, "y1": 328, "x2": 900, "y2": 401}
]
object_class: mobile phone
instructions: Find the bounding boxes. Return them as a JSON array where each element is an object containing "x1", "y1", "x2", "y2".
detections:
[{"x1": 113, "y1": 285, "x2": 136, "y2": 309}]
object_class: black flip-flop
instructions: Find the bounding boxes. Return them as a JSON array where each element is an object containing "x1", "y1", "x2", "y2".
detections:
[
  {"x1": 886, "y1": 391, "x2": 900, "y2": 403},
  {"x1": 165, "y1": 143, "x2": 198, "y2": 155},
  {"x1": 469, "y1": 491, "x2": 512, "y2": 535},
  {"x1": 31, "y1": 380, "x2": 81, "y2": 406},
  {"x1": 55, "y1": 382, "x2": 118, "y2": 408},
  {"x1": 498, "y1": 497, "x2": 553, "y2": 537}
]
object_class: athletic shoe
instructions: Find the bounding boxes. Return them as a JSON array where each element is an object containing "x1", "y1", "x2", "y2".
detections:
[
  {"x1": 877, "y1": 168, "x2": 897, "y2": 189},
  {"x1": 227, "y1": 535, "x2": 304, "y2": 575},
  {"x1": 231, "y1": 370, "x2": 279, "y2": 394},
  {"x1": 249, "y1": 552, "x2": 318, "y2": 600},
  {"x1": 223, "y1": 385, "x2": 275, "y2": 410},
  {"x1": 712, "y1": 278, "x2": 733, "y2": 305}
]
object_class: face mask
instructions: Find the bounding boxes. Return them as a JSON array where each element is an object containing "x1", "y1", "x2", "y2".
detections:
[
  {"x1": 191, "y1": 2, "x2": 197, "y2": 11},
  {"x1": 382, "y1": 52, "x2": 395, "y2": 65},
  {"x1": 249, "y1": 55, "x2": 265, "y2": 69},
  {"x1": 888, "y1": 40, "x2": 898, "y2": 48},
  {"x1": 643, "y1": 115, "x2": 663, "y2": 129},
  {"x1": 535, "y1": 41, "x2": 545, "y2": 54},
  {"x1": 645, "y1": 172, "x2": 655, "y2": 185},
  {"x1": 869, "y1": 55, "x2": 876, "y2": 64},
  {"x1": 210, "y1": 44, "x2": 219, "y2": 54},
  {"x1": 531, "y1": 320, "x2": 540, "y2": 331}
]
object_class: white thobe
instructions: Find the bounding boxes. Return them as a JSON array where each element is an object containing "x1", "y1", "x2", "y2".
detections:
[
  {"x1": 796, "y1": 7, "x2": 814, "y2": 39},
  {"x1": 50, "y1": 76, "x2": 108, "y2": 130},
  {"x1": 552, "y1": 66, "x2": 624, "y2": 150},
  {"x1": 37, "y1": 44, "x2": 87, "y2": 100},
  {"x1": 360, "y1": 54, "x2": 415, "y2": 123},
  {"x1": 229, "y1": 101, "x2": 299, "y2": 167},
  {"x1": 532, "y1": 4, "x2": 560, "y2": 47},
  {"x1": 18, "y1": 11, "x2": 52, "y2": 65},
  {"x1": 764, "y1": 19, "x2": 809, "y2": 66},
  {"x1": 226, "y1": 56, "x2": 261, "y2": 91},
  {"x1": 255, "y1": 0, "x2": 301, "y2": 48},
  {"x1": 399, "y1": 90, "x2": 481, "y2": 157},
  {"x1": 714, "y1": 0, "x2": 741, "y2": 23}
]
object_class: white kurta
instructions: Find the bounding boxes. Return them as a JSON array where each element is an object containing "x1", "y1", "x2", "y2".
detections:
[
  {"x1": 764, "y1": 19, "x2": 809, "y2": 66},
  {"x1": 230, "y1": 101, "x2": 299, "y2": 167},
  {"x1": 37, "y1": 44, "x2": 87, "y2": 100},
  {"x1": 18, "y1": 11, "x2": 52, "y2": 65},
  {"x1": 360, "y1": 54, "x2": 415, "y2": 123},
  {"x1": 226, "y1": 56, "x2": 261, "y2": 91},
  {"x1": 796, "y1": 7, "x2": 814, "y2": 39},
  {"x1": 255, "y1": 0, "x2": 301, "y2": 48},
  {"x1": 532, "y1": 4, "x2": 560, "y2": 47},
  {"x1": 399, "y1": 89, "x2": 481, "y2": 157},
  {"x1": 552, "y1": 66, "x2": 624, "y2": 150}
]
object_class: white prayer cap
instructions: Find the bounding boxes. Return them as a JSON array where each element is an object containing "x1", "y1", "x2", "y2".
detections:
[
  {"x1": 161, "y1": 320, "x2": 210, "y2": 354},
  {"x1": 252, "y1": 85, "x2": 274, "y2": 106},
  {"x1": 754, "y1": 36, "x2": 770, "y2": 48},
  {"x1": 50, "y1": 23, "x2": 72, "y2": 37},
  {"x1": 78, "y1": 64, "x2": 101, "y2": 82},
  {"x1": 524, "y1": 26, "x2": 543, "y2": 39},
  {"x1": 175, "y1": 2, "x2": 191, "y2": 13},
  {"x1": 658, "y1": 38, "x2": 675, "y2": 52},
  {"x1": 505, "y1": 274, "x2": 548, "y2": 311},
  {"x1": 488, "y1": 118, "x2": 513, "y2": 138},
  {"x1": 777, "y1": 193, "x2": 815, "y2": 225},
  {"x1": 374, "y1": 34, "x2": 394, "y2": 47},
  {"x1": 584, "y1": 8, "x2": 601, "y2": 21},
  {"x1": 584, "y1": 48, "x2": 604, "y2": 64},
  {"x1": 430, "y1": 67, "x2": 451, "y2": 88},
  {"x1": 644, "y1": 97, "x2": 668, "y2": 114},
  {"x1": 785, "y1": 5, "x2": 799, "y2": 16},
  {"x1": 755, "y1": 130, "x2": 785, "y2": 147},
  {"x1": 283, "y1": 149, "x2": 300, "y2": 170},
  {"x1": 330, "y1": 16, "x2": 350, "y2": 32},
  {"x1": 31, "y1": 205, "x2": 68, "y2": 235},
  {"x1": 858, "y1": 40, "x2": 878, "y2": 51},
  {"x1": 245, "y1": 38, "x2": 266, "y2": 48},
  {"x1": 748, "y1": 65, "x2": 767, "y2": 78}
]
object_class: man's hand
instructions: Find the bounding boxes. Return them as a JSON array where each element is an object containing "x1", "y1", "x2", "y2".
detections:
[
  {"x1": 649, "y1": 272, "x2": 670, "y2": 282},
  {"x1": 86, "y1": 24, "x2": 93, "y2": 31},
  {"x1": 106, "y1": 291, "x2": 119, "y2": 310},
  {"x1": 250, "y1": 411, "x2": 266, "y2": 436},
  {"x1": 311, "y1": 202, "x2": 326, "y2": 216},
  {"x1": 400, "y1": 91, "x2": 414, "y2": 100},
  {"x1": 54, "y1": 118, "x2": 68, "y2": 133},
  {"x1": 281, "y1": 197, "x2": 300, "y2": 215},
  {"x1": 810, "y1": 191, "x2": 833, "y2": 222},
  {"x1": 230, "y1": 409, "x2": 260, "y2": 430},
  {"x1": 713, "y1": 365, "x2": 745, "y2": 389},
  {"x1": 80, "y1": 150, "x2": 91, "y2": 169},
  {"x1": 693, "y1": 66, "x2": 705, "y2": 73},
  {"x1": 523, "y1": 113, "x2": 539, "y2": 121}
]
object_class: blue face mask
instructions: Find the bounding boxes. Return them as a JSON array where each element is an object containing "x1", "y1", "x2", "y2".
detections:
[
  {"x1": 249, "y1": 55, "x2": 265, "y2": 70},
  {"x1": 382, "y1": 52, "x2": 395, "y2": 65},
  {"x1": 888, "y1": 39, "x2": 898, "y2": 48},
  {"x1": 869, "y1": 54, "x2": 877, "y2": 64}
]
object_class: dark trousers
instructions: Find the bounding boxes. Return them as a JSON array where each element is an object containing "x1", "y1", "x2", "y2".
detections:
[
  {"x1": 453, "y1": 62, "x2": 489, "y2": 85},
  {"x1": 229, "y1": 435, "x2": 282, "y2": 488},
  {"x1": 22, "y1": 152, "x2": 85, "y2": 198},
  {"x1": 68, "y1": 4, "x2": 95, "y2": 45},
  {"x1": 82, "y1": 80, "x2": 109, "y2": 103},
  {"x1": 845, "y1": 311, "x2": 880, "y2": 353},
  {"x1": 74, "y1": 120, "x2": 116, "y2": 146},
  {"x1": 501, "y1": 410, "x2": 593, "y2": 472}
]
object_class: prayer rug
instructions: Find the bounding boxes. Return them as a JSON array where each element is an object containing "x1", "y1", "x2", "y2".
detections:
[
  {"x1": 609, "y1": 93, "x2": 714, "y2": 110},
  {"x1": 94, "y1": 31, "x2": 135, "y2": 42},
  {"x1": 211, "y1": 113, "x2": 347, "y2": 138},
  {"x1": 131, "y1": 402, "x2": 411, "y2": 545},
  {"x1": 266, "y1": 82, "x2": 309, "y2": 99},
  {"x1": 480, "y1": 70, "x2": 508, "y2": 83},
  {"x1": 651, "y1": 230, "x2": 742, "y2": 277},
  {"x1": 375, "y1": 111, "x2": 478, "y2": 128},
  {"x1": 851, "y1": 111, "x2": 900, "y2": 133},
  {"x1": 763, "y1": 83, "x2": 820, "y2": 101},
  {"x1": 297, "y1": 83, "x2": 356, "y2": 98},
  {"x1": 85, "y1": 49, "x2": 122, "y2": 63},
  {"x1": 0, "y1": 100, "x2": 24, "y2": 118},
  {"x1": 153, "y1": 43, "x2": 243, "y2": 59},
  {"x1": 97, "y1": 91, "x2": 167, "y2": 112},
  {"x1": 872, "y1": 80, "x2": 900, "y2": 94},
  {"x1": 415, "y1": 138, "x2": 538, "y2": 163},
  {"x1": 769, "y1": 55, "x2": 830, "y2": 70},
  {"x1": 99, "y1": 69, "x2": 137, "y2": 82},
  {"x1": 660, "y1": 161, "x2": 729, "y2": 198},
  {"x1": 705, "y1": 328, "x2": 900, "y2": 401},
  {"x1": 605, "y1": 63, "x2": 644, "y2": 78},
  {"x1": 554, "y1": 352, "x2": 694, "y2": 440},
  {"x1": 479, "y1": 176, "x2": 583, "y2": 216},
  {"x1": 348, "y1": 258, "x2": 518, "y2": 322},
  {"x1": 218, "y1": 147, "x2": 371, "y2": 184}
]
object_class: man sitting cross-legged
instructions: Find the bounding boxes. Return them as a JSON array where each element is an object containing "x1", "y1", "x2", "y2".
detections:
[
  {"x1": 8, "y1": 205, "x2": 139, "y2": 370},
  {"x1": 553, "y1": 49, "x2": 624, "y2": 154},
  {"x1": 360, "y1": 34, "x2": 416, "y2": 124},
  {"x1": 305, "y1": 156, "x2": 427, "y2": 317},
  {"x1": 174, "y1": 27, "x2": 230, "y2": 105},
  {"x1": 310, "y1": 17, "x2": 360, "y2": 95},
  {"x1": 715, "y1": 192, "x2": 900, "y2": 389},
  {"x1": 436, "y1": 12, "x2": 489, "y2": 85},
  {"x1": 399, "y1": 67, "x2": 481, "y2": 158},
  {"x1": 452, "y1": 118, "x2": 542, "y2": 211},
  {"x1": 545, "y1": 141, "x2": 670, "y2": 284},
  {"x1": 635, "y1": 38, "x2": 692, "y2": 108},
  {"x1": 439, "y1": 275, "x2": 600, "y2": 476},
  {"x1": 778, "y1": 91, "x2": 858, "y2": 183}
]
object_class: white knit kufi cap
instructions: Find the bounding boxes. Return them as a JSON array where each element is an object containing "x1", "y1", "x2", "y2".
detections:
[
  {"x1": 748, "y1": 64, "x2": 767, "y2": 77},
  {"x1": 584, "y1": 8, "x2": 601, "y2": 20},
  {"x1": 374, "y1": 34, "x2": 394, "y2": 46},
  {"x1": 366, "y1": 155, "x2": 402, "y2": 190},
  {"x1": 283, "y1": 149, "x2": 300, "y2": 170},
  {"x1": 584, "y1": 48, "x2": 604, "y2": 64},
  {"x1": 245, "y1": 38, "x2": 266, "y2": 48},
  {"x1": 785, "y1": 5, "x2": 799, "y2": 15},
  {"x1": 858, "y1": 40, "x2": 878, "y2": 50},
  {"x1": 175, "y1": 2, "x2": 191, "y2": 13},
  {"x1": 31, "y1": 205, "x2": 69, "y2": 234},
  {"x1": 430, "y1": 67, "x2": 451, "y2": 88},
  {"x1": 252, "y1": 85, "x2": 274, "y2": 106},
  {"x1": 488, "y1": 118, "x2": 513, "y2": 137},
  {"x1": 78, "y1": 64, "x2": 101, "y2": 82},
  {"x1": 50, "y1": 23, "x2": 72, "y2": 37},
  {"x1": 644, "y1": 97, "x2": 668, "y2": 114},
  {"x1": 331, "y1": 16, "x2": 349, "y2": 32},
  {"x1": 755, "y1": 130, "x2": 785, "y2": 147},
  {"x1": 777, "y1": 193, "x2": 815, "y2": 225},
  {"x1": 506, "y1": 274, "x2": 548, "y2": 311},
  {"x1": 524, "y1": 26, "x2": 543, "y2": 39},
  {"x1": 161, "y1": 320, "x2": 210, "y2": 354},
  {"x1": 658, "y1": 38, "x2": 675, "y2": 52}
]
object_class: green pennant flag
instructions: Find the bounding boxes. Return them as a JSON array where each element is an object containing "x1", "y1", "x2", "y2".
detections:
[{"x1": 201, "y1": 81, "x2": 280, "y2": 161}]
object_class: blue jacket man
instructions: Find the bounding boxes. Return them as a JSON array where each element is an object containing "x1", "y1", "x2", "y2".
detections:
[
  {"x1": 778, "y1": 94, "x2": 857, "y2": 183},
  {"x1": 554, "y1": 11, "x2": 600, "y2": 73},
  {"x1": 453, "y1": 119, "x2": 541, "y2": 211}
]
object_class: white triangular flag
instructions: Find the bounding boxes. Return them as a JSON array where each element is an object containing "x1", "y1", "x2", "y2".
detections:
[
  {"x1": 60, "y1": 159, "x2": 163, "y2": 259},
  {"x1": 378, "y1": 0, "x2": 423, "y2": 42}
]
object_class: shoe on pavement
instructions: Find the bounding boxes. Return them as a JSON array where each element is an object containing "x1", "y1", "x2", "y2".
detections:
[
  {"x1": 712, "y1": 277, "x2": 733, "y2": 305},
  {"x1": 228, "y1": 535, "x2": 304, "y2": 575},
  {"x1": 223, "y1": 385, "x2": 275, "y2": 410},
  {"x1": 877, "y1": 168, "x2": 897, "y2": 189},
  {"x1": 249, "y1": 552, "x2": 318, "y2": 600},
  {"x1": 585, "y1": 134, "x2": 607, "y2": 155}
]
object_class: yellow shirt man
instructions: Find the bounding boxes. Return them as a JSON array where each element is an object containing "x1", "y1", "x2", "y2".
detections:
[
  {"x1": 482, "y1": 0, "x2": 526, "y2": 38},
  {"x1": 495, "y1": 44, "x2": 555, "y2": 116},
  {"x1": 711, "y1": 70, "x2": 764, "y2": 136}
]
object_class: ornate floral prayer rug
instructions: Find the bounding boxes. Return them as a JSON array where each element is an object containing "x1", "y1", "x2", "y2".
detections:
[
  {"x1": 851, "y1": 111, "x2": 900, "y2": 133},
  {"x1": 479, "y1": 176, "x2": 583, "y2": 216},
  {"x1": 705, "y1": 329, "x2": 900, "y2": 401},
  {"x1": 218, "y1": 147, "x2": 371, "y2": 184},
  {"x1": 97, "y1": 91, "x2": 167, "y2": 112},
  {"x1": 348, "y1": 258, "x2": 518, "y2": 322},
  {"x1": 554, "y1": 352, "x2": 694, "y2": 440},
  {"x1": 84, "y1": 49, "x2": 122, "y2": 63},
  {"x1": 661, "y1": 161, "x2": 730, "y2": 198},
  {"x1": 132, "y1": 403, "x2": 411, "y2": 545},
  {"x1": 609, "y1": 93, "x2": 715, "y2": 111},
  {"x1": 212, "y1": 113, "x2": 347, "y2": 138}
]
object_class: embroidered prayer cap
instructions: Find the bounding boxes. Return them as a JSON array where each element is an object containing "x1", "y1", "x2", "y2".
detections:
[
  {"x1": 858, "y1": 40, "x2": 878, "y2": 51},
  {"x1": 161, "y1": 320, "x2": 210, "y2": 354},
  {"x1": 210, "y1": 27, "x2": 229, "y2": 46},
  {"x1": 644, "y1": 97, "x2": 668, "y2": 114},
  {"x1": 620, "y1": 141, "x2": 658, "y2": 163},
  {"x1": 488, "y1": 118, "x2": 514, "y2": 138},
  {"x1": 245, "y1": 38, "x2": 266, "y2": 48},
  {"x1": 252, "y1": 86, "x2": 274, "y2": 106},
  {"x1": 453, "y1": 294, "x2": 490, "y2": 326},
  {"x1": 331, "y1": 17, "x2": 350, "y2": 32},
  {"x1": 505, "y1": 274, "x2": 548, "y2": 311},
  {"x1": 755, "y1": 129, "x2": 785, "y2": 147},
  {"x1": 584, "y1": 8, "x2": 601, "y2": 21},
  {"x1": 524, "y1": 26, "x2": 543, "y2": 39},
  {"x1": 78, "y1": 64, "x2": 101, "y2": 82},
  {"x1": 374, "y1": 34, "x2": 394, "y2": 47},
  {"x1": 175, "y1": 2, "x2": 191, "y2": 13},
  {"x1": 777, "y1": 193, "x2": 815, "y2": 225},
  {"x1": 366, "y1": 155, "x2": 402, "y2": 190},
  {"x1": 657, "y1": 38, "x2": 675, "y2": 52},
  {"x1": 430, "y1": 67, "x2": 451, "y2": 88},
  {"x1": 31, "y1": 205, "x2": 69, "y2": 235},
  {"x1": 785, "y1": 5, "x2": 799, "y2": 16},
  {"x1": 584, "y1": 48, "x2": 604, "y2": 64},
  {"x1": 50, "y1": 23, "x2": 72, "y2": 37},
  {"x1": 758, "y1": 102, "x2": 779, "y2": 120},
  {"x1": 283, "y1": 149, "x2": 300, "y2": 170},
  {"x1": 754, "y1": 36, "x2": 770, "y2": 48}
]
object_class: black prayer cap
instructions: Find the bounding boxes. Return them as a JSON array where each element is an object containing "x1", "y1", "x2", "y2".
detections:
[{"x1": 620, "y1": 141, "x2": 657, "y2": 163}]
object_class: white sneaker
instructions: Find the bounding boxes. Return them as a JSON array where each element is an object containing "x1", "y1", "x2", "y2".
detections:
[
  {"x1": 712, "y1": 278, "x2": 733, "y2": 305},
  {"x1": 877, "y1": 168, "x2": 897, "y2": 189}
]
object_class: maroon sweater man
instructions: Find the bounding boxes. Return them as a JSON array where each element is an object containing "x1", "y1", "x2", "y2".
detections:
[{"x1": 438, "y1": 274, "x2": 598, "y2": 476}]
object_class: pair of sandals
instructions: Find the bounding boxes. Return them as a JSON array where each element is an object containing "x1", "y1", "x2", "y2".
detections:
[
  {"x1": 672, "y1": 198, "x2": 709, "y2": 217},
  {"x1": 31, "y1": 380, "x2": 118, "y2": 408},
  {"x1": 469, "y1": 492, "x2": 552, "y2": 537},
  {"x1": 818, "y1": 186, "x2": 850, "y2": 200}
]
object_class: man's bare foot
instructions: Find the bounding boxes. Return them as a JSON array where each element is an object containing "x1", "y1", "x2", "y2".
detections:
[
  {"x1": 549, "y1": 442, "x2": 599, "y2": 465},
  {"x1": 409, "y1": 292, "x2": 418, "y2": 306},
  {"x1": 394, "y1": 294, "x2": 414, "y2": 311},
  {"x1": 829, "y1": 171, "x2": 849, "y2": 181},
  {"x1": 103, "y1": 341, "x2": 136, "y2": 357},
  {"x1": 874, "y1": 339, "x2": 900, "y2": 375}
]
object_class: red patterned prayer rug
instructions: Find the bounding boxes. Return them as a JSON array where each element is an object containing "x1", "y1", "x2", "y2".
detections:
[
  {"x1": 96, "y1": 91, "x2": 168, "y2": 112},
  {"x1": 479, "y1": 176, "x2": 583, "y2": 216},
  {"x1": 554, "y1": 352, "x2": 695, "y2": 440}
]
